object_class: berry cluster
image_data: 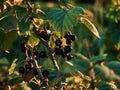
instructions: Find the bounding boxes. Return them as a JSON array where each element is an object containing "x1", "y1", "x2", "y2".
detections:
[{"x1": 54, "y1": 31, "x2": 77, "y2": 60}]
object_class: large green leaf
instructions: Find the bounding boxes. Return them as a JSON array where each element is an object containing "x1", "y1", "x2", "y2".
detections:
[
  {"x1": 18, "y1": 20, "x2": 32, "y2": 35},
  {"x1": 46, "y1": 7, "x2": 84, "y2": 31},
  {"x1": 0, "y1": 16, "x2": 17, "y2": 31},
  {"x1": 106, "y1": 61, "x2": 120, "y2": 76},
  {"x1": 13, "y1": 5, "x2": 27, "y2": 20},
  {"x1": 4, "y1": 30, "x2": 18, "y2": 50}
]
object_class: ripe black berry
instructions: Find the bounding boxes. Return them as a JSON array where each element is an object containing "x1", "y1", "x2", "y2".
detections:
[
  {"x1": 64, "y1": 31, "x2": 72, "y2": 38},
  {"x1": 39, "y1": 51, "x2": 47, "y2": 58},
  {"x1": 67, "y1": 54, "x2": 74, "y2": 60},
  {"x1": 55, "y1": 38, "x2": 62, "y2": 46},
  {"x1": 39, "y1": 31, "x2": 48, "y2": 40},
  {"x1": 64, "y1": 46, "x2": 72, "y2": 53},
  {"x1": 55, "y1": 48, "x2": 63, "y2": 55},
  {"x1": 42, "y1": 70, "x2": 49, "y2": 77},
  {"x1": 33, "y1": 68, "x2": 38, "y2": 75},
  {"x1": 33, "y1": 51, "x2": 40, "y2": 60},
  {"x1": 70, "y1": 34, "x2": 76, "y2": 41},
  {"x1": 66, "y1": 38, "x2": 72, "y2": 44},
  {"x1": 19, "y1": 66, "x2": 25, "y2": 74},
  {"x1": 25, "y1": 64, "x2": 32, "y2": 70},
  {"x1": 21, "y1": 43, "x2": 26, "y2": 53},
  {"x1": 61, "y1": 52, "x2": 67, "y2": 58}
]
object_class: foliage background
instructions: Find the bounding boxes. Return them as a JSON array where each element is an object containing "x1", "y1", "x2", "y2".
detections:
[{"x1": 0, "y1": 0, "x2": 120, "y2": 90}]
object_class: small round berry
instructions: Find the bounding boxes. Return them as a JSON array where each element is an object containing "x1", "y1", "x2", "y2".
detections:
[
  {"x1": 66, "y1": 38, "x2": 72, "y2": 44},
  {"x1": 39, "y1": 51, "x2": 47, "y2": 58},
  {"x1": 33, "y1": 51, "x2": 40, "y2": 60},
  {"x1": 42, "y1": 70, "x2": 49, "y2": 77},
  {"x1": 55, "y1": 48, "x2": 63, "y2": 55},
  {"x1": 25, "y1": 64, "x2": 32, "y2": 70},
  {"x1": 64, "y1": 31, "x2": 72, "y2": 38},
  {"x1": 39, "y1": 31, "x2": 48, "y2": 40},
  {"x1": 64, "y1": 46, "x2": 72, "y2": 53},
  {"x1": 33, "y1": 68, "x2": 38, "y2": 75},
  {"x1": 61, "y1": 52, "x2": 67, "y2": 58},
  {"x1": 55, "y1": 38, "x2": 62, "y2": 46},
  {"x1": 19, "y1": 66, "x2": 25, "y2": 74},
  {"x1": 67, "y1": 54, "x2": 74, "y2": 60},
  {"x1": 70, "y1": 34, "x2": 76, "y2": 41}
]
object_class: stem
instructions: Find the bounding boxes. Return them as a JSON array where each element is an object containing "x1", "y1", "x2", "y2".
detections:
[{"x1": 83, "y1": 39, "x2": 96, "y2": 90}]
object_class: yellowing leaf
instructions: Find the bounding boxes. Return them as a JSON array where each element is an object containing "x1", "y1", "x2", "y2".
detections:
[
  {"x1": 27, "y1": 30, "x2": 39, "y2": 48},
  {"x1": 9, "y1": 59, "x2": 18, "y2": 75},
  {"x1": 80, "y1": 17, "x2": 100, "y2": 38}
]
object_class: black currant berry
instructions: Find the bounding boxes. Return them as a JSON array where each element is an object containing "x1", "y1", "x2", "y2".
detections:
[
  {"x1": 64, "y1": 31, "x2": 72, "y2": 38},
  {"x1": 19, "y1": 66, "x2": 25, "y2": 74},
  {"x1": 55, "y1": 48, "x2": 63, "y2": 55},
  {"x1": 64, "y1": 46, "x2": 72, "y2": 53},
  {"x1": 55, "y1": 38, "x2": 62, "y2": 46},
  {"x1": 21, "y1": 43, "x2": 26, "y2": 53},
  {"x1": 67, "y1": 54, "x2": 74, "y2": 60},
  {"x1": 70, "y1": 34, "x2": 76, "y2": 41},
  {"x1": 33, "y1": 68, "x2": 38, "y2": 75},
  {"x1": 66, "y1": 38, "x2": 72, "y2": 44},
  {"x1": 39, "y1": 51, "x2": 47, "y2": 58},
  {"x1": 42, "y1": 70, "x2": 49, "y2": 77},
  {"x1": 33, "y1": 51, "x2": 40, "y2": 60},
  {"x1": 39, "y1": 31, "x2": 48, "y2": 40},
  {"x1": 25, "y1": 64, "x2": 32, "y2": 70},
  {"x1": 61, "y1": 52, "x2": 67, "y2": 58}
]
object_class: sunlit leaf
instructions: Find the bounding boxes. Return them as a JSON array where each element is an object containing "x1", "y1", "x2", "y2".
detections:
[
  {"x1": 9, "y1": 58, "x2": 18, "y2": 75},
  {"x1": 27, "y1": 30, "x2": 39, "y2": 48},
  {"x1": 80, "y1": 17, "x2": 100, "y2": 38}
]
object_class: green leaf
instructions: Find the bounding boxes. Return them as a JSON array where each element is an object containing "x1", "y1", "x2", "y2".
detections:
[
  {"x1": 0, "y1": 58, "x2": 9, "y2": 65},
  {"x1": 4, "y1": 30, "x2": 18, "y2": 50},
  {"x1": 9, "y1": 77, "x2": 23, "y2": 86},
  {"x1": 46, "y1": 6, "x2": 84, "y2": 32},
  {"x1": 9, "y1": 59, "x2": 18, "y2": 75},
  {"x1": 80, "y1": 17, "x2": 100, "y2": 38},
  {"x1": 13, "y1": 5, "x2": 27, "y2": 20},
  {"x1": 0, "y1": 28, "x2": 5, "y2": 48},
  {"x1": 90, "y1": 54, "x2": 107, "y2": 64},
  {"x1": 27, "y1": 30, "x2": 39, "y2": 48},
  {"x1": 71, "y1": 59, "x2": 90, "y2": 74},
  {"x1": 65, "y1": 77, "x2": 74, "y2": 84},
  {"x1": 73, "y1": 53, "x2": 89, "y2": 61},
  {"x1": 94, "y1": 65, "x2": 120, "y2": 81},
  {"x1": 106, "y1": 61, "x2": 120, "y2": 76},
  {"x1": 0, "y1": 16, "x2": 17, "y2": 31},
  {"x1": 96, "y1": 82, "x2": 117, "y2": 90},
  {"x1": 18, "y1": 20, "x2": 32, "y2": 35}
]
